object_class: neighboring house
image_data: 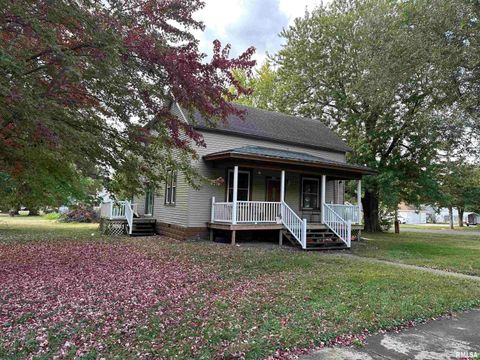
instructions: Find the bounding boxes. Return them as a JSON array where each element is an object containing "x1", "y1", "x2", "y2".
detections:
[
  {"x1": 100, "y1": 103, "x2": 375, "y2": 250},
  {"x1": 397, "y1": 203, "x2": 427, "y2": 224},
  {"x1": 425, "y1": 207, "x2": 479, "y2": 225}
]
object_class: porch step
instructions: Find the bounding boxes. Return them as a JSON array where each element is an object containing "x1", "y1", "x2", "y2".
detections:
[
  {"x1": 282, "y1": 228, "x2": 349, "y2": 251},
  {"x1": 129, "y1": 220, "x2": 157, "y2": 237}
]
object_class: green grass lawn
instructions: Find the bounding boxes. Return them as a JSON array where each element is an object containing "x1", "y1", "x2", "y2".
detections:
[
  {"x1": 0, "y1": 214, "x2": 99, "y2": 242},
  {"x1": 353, "y1": 231, "x2": 480, "y2": 276},
  {"x1": 1, "y1": 216, "x2": 480, "y2": 359},
  {"x1": 401, "y1": 224, "x2": 480, "y2": 232}
]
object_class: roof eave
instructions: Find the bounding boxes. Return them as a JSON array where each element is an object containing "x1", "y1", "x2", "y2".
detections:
[{"x1": 203, "y1": 152, "x2": 376, "y2": 176}]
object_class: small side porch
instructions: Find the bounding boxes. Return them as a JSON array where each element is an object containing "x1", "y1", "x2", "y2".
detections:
[
  {"x1": 204, "y1": 146, "x2": 374, "y2": 250},
  {"x1": 99, "y1": 200, "x2": 157, "y2": 236}
]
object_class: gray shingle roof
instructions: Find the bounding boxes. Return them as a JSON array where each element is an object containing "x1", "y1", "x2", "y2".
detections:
[
  {"x1": 204, "y1": 146, "x2": 375, "y2": 175},
  {"x1": 187, "y1": 104, "x2": 351, "y2": 153}
]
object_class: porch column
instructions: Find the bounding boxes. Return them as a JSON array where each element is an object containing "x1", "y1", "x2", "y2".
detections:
[
  {"x1": 357, "y1": 180, "x2": 362, "y2": 224},
  {"x1": 232, "y1": 165, "x2": 238, "y2": 225},
  {"x1": 280, "y1": 170, "x2": 285, "y2": 203},
  {"x1": 321, "y1": 175, "x2": 326, "y2": 223}
]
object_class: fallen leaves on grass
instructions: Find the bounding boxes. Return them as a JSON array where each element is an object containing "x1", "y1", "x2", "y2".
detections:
[
  {"x1": 0, "y1": 242, "x2": 220, "y2": 358},
  {"x1": 0, "y1": 241, "x2": 290, "y2": 359}
]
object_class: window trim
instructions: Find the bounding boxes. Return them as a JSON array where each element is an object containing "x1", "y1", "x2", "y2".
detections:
[
  {"x1": 226, "y1": 169, "x2": 251, "y2": 202},
  {"x1": 301, "y1": 177, "x2": 320, "y2": 210},
  {"x1": 164, "y1": 170, "x2": 177, "y2": 205}
]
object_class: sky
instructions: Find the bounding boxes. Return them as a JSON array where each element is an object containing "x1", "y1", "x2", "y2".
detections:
[{"x1": 193, "y1": 0, "x2": 326, "y2": 66}]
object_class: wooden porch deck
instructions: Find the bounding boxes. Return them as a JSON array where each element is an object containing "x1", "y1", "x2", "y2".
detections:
[{"x1": 207, "y1": 222, "x2": 363, "y2": 231}]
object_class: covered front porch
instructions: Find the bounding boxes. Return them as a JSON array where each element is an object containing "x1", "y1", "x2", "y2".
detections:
[{"x1": 204, "y1": 146, "x2": 374, "y2": 250}]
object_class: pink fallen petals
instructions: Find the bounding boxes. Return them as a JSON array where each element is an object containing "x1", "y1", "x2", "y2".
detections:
[{"x1": 0, "y1": 242, "x2": 214, "y2": 358}]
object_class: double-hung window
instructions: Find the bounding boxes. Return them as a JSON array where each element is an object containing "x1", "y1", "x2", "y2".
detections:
[
  {"x1": 165, "y1": 171, "x2": 177, "y2": 205},
  {"x1": 227, "y1": 169, "x2": 250, "y2": 201},
  {"x1": 302, "y1": 177, "x2": 320, "y2": 210}
]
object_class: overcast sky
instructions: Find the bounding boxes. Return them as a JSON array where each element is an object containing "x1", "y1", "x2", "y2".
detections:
[{"x1": 193, "y1": 0, "x2": 325, "y2": 65}]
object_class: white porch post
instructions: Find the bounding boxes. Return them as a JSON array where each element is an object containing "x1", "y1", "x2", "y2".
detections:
[
  {"x1": 321, "y1": 175, "x2": 326, "y2": 223},
  {"x1": 232, "y1": 166, "x2": 238, "y2": 225},
  {"x1": 211, "y1": 196, "x2": 215, "y2": 223},
  {"x1": 357, "y1": 180, "x2": 362, "y2": 224},
  {"x1": 280, "y1": 170, "x2": 285, "y2": 203}
]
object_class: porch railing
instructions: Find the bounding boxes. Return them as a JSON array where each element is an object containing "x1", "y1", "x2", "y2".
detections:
[
  {"x1": 99, "y1": 200, "x2": 136, "y2": 234},
  {"x1": 210, "y1": 198, "x2": 353, "y2": 249},
  {"x1": 212, "y1": 201, "x2": 233, "y2": 222},
  {"x1": 237, "y1": 201, "x2": 281, "y2": 223},
  {"x1": 211, "y1": 199, "x2": 281, "y2": 224},
  {"x1": 281, "y1": 202, "x2": 307, "y2": 249},
  {"x1": 100, "y1": 201, "x2": 126, "y2": 219},
  {"x1": 327, "y1": 204, "x2": 360, "y2": 224},
  {"x1": 323, "y1": 203, "x2": 351, "y2": 247},
  {"x1": 124, "y1": 200, "x2": 134, "y2": 235}
]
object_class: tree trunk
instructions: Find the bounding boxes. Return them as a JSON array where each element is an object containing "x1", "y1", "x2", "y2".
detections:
[
  {"x1": 458, "y1": 207, "x2": 464, "y2": 227},
  {"x1": 448, "y1": 206, "x2": 454, "y2": 229},
  {"x1": 394, "y1": 208, "x2": 399, "y2": 234},
  {"x1": 362, "y1": 189, "x2": 382, "y2": 232}
]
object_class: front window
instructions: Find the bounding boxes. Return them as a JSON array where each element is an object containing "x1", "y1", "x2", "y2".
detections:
[
  {"x1": 302, "y1": 178, "x2": 319, "y2": 209},
  {"x1": 227, "y1": 169, "x2": 250, "y2": 201},
  {"x1": 165, "y1": 170, "x2": 177, "y2": 205}
]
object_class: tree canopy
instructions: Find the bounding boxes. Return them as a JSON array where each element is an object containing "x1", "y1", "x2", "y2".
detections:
[
  {"x1": 1, "y1": 0, "x2": 255, "y2": 207},
  {"x1": 239, "y1": 0, "x2": 480, "y2": 231}
]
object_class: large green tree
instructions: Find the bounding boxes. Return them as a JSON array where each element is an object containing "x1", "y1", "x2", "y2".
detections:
[
  {"x1": 0, "y1": 0, "x2": 255, "y2": 206},
  {"x1": 233, "y1": 62, "x2": 280, "y2": 110},
  {"x1": 263, "y1": 0, "x2": 480, "y2": 231}
]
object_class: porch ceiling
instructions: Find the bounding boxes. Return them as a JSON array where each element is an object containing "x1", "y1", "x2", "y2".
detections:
[{"x1": 203, "y1": 146, "x2": 376, "y2": 179}]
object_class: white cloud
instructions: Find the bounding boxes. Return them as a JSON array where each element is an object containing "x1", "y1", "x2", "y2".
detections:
[
  {"x1": 195, "y1": 0, "x2": 245, "y2": 37},
  {"x1": 193, "y1": 0, "x2": 330, "y2": 65},
  {"x1": 278, "y1": 0, "x2": 326, "y2": 25}
]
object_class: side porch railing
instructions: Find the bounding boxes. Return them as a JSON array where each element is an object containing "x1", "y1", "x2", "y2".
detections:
[
  {"x1": 99, "y1": 200, "x2": 137, "y2": 234},
  {"x1": 327, "y1": 203, "x2": 361, "y2": 224}
]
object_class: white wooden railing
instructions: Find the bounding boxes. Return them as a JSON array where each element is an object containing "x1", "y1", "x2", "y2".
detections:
[
  {"x1": 211, "y1": 198, "x2": 281, "y2": 224},
  {"x1": 212, "y1": 201, "x2": 233, "y2": 222},
  {"x1": 323, "y1": 203, "x2": 351, "y2": 247},
  {"x1": 210, "y1": 198, "x2": 306, "y2": 248},
  {"x1": 281, "y1": 202, "x2": 307, "y2": 249},
  {"x1": 328, "y1": 204, "x2": 360, "y2": 224},
  {"x1": 124, "y1": 200, "x2": 134, "y2": 235},
  {"x1": 100, "y1": 200, "x2": 136, "y2": 234},
  {"x1": 100, "y1": 201, "x2": 127, "y2": 219},
  {"x1": 237, "y1": 201, "x2": 281, "y2": 223}
]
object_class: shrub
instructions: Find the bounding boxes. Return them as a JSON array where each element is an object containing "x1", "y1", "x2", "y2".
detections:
[
  {"x1": 43, "y1": 212, "x2": 61, "y2": 220},
  {"x1": 60, "y1": 208, "x2": 99, "y2": 223}
]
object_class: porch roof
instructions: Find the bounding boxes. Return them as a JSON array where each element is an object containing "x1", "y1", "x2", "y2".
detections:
[{"x1": 203, "y1": 146, "x2": 376, "y2": 177}]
